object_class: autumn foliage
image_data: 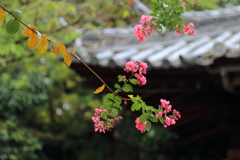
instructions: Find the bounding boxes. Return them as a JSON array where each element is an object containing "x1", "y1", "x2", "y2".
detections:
[{"x1": 0, "y1": 6, "x2": 73, "y2": 67}]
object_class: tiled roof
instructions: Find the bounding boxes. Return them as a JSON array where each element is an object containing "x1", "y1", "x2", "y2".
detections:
[{"x1": 72, "y1": 4, "x2": 240, "y2": 70}]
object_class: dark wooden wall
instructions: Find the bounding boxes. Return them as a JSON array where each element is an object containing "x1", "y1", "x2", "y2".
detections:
[{"x1": 71, "y1": 57, "x2": 240, "y2": 158}]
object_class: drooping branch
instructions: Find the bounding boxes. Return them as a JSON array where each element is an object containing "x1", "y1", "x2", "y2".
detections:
[{"x1": 0, "y1": 4, "x2": 121, "y2": 98}]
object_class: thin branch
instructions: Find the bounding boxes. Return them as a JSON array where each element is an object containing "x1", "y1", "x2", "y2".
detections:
[
  {"x1": 0, "y1": 4, "x2": 121, "y2": 98},
  {"x1": 0, "y1": 4, "x2": 37, "y2": 34},
  {"x1": 70, "y1": 53, "x2": 116, "y2": 94},
  {"x1": 0, "y1": 4, "x2": 53, "y2": 42}
]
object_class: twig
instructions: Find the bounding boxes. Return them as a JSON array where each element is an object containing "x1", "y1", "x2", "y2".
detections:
[{"x1": 0, "y1": 4, "x2": 123, "y2": 99}]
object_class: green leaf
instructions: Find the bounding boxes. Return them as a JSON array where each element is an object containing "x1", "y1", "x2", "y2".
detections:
[
  {"x1": 146, "y1": 121, "x2": 151, "y2": 130},
  {"x1": 100, "y1": 105, "x2": 111, "y2": 110},
  {"x1": 135, "y1": 95, "x2": 142, "y2": 101},
  {"x1": 114, "y1": 83, "x2": 121, "y2": 89},
  {"x1": 6, "y1": 19, "x2": 20, "y2": 35},
  {"x1": 130, "y1": 78, "x2": 137, "y2": 85},
  {"x1": 179, "y1": 7, "x2": 184, "y2": 13},
  {"x1": 138, "y1": 114, "x2": 147, "y2": 122},
  {"x1": 118, "y1": 75, "x2": 123, "y2": 82},
  {"x1": 11, "y1": 9, "x2": 22, "y2": 20},
  {"x1": 111, "y1": 108, "x2": 118, "y2": 113},
  {"x1": 139, "y1": 113, "x2": 150, "y2": 122},
  {"x1": 113, "y1": 103, "x2": 122, "y2": 109},
  {"x1": 149, "y1": 12, "x2": 158, "y2": 16},
  {"x1": 131, "y1": 102, "x2": 140, "y2": 111},
  {"x1": 106, "y1": 93, "x2": 115, "y2": 100},
  {"x1": 149, "y1": 116, "x2": 158, "y2": 122},
  {"x1": 104, "y1": 99, "x2": 113, "y2": 105},
  {"x1": 101, "y1": 112, "x2": 108, "y2": 119},
  {"x1": 146, "y1": 106, "x2": 154, "y2": 111},
  {"x1": 159, "y1": 117, "x2": 164, "y2": 124},
  {"x1": 110, "y1": 112, "x2": 117, "y2": 117},
  {"x1": 110, "y1": 108, "x2": 118, "y2": 117},
  {"x1": 114, "y1": 96, "x2": 122, "y2": 104},
  {"x1": 122, "y1": 84, "x2": 133, "y2": 92}
]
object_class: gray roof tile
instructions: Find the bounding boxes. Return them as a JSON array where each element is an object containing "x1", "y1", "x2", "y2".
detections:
[{"x1": 73, "y1": 4, "x2": 240, "y2": 70}]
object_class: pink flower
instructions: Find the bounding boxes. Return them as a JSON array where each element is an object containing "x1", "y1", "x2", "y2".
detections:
[
  {"x1": 160, "y1": 99, "x2": 170, "y2": 108},
  {"x1": 135, "y1": 118, "x2": 147, "y2": 133},
  {"x1": 175, "y1": 29, "x2": 180, "y2": 35},
  {"x1": 124, "y1": 61, "x2": 138, "y2": 73},
  {"x1": 140, "y1": 15, "x2": 153, "y2": 25},
  {"x1": 155, "y1": 111, "x2": 163, "y2": 118},
  {"x1": 190, "y1": 30, "x2": 196, "y2": 35},
  {"x1": 152, "y1": 21, "x2": 157, "y2": 26},
  {"x1": 92, "y1": 108, "x2": 110, "y2": 133},
  {"x1": 173, "y1": 109, "x2": 181, "y2": 119},
  {"x1": 134, "y1": 25, "x2": 147, "y2": 41},
  {"x1": 133, "y1": 25, "x2": 155, "y2": 42},
  {"x1": 175, "y1": 22, "x2": 196, "y2": 35},
  {"x1": 134, "y1": 15, "x2": 156, "y2": 41},
  {"x1": 188, "y1": 22, "x2": 194, "y2": 28},
  {"x1": 124, "y1": 61, "x2": 148, "y2": 86},
  {"x1": 134, "y1": 73, "x2": 147, "y2": 86},
  {"x1": 164, "y1": 116, "x2": 176, "y2": 127},
  {"x1": 137, "y1": 61, "x2": 148, "y2": 74},
  {"x1": 92, "y1": 117, "x2": 100, "y2": 123},
  {"x1": 94, "y1": 108, "x2": 107, "y2": 114},
  {"x1": 158, "y1": 99, "x2": 181, "y2": 128},
  {"x1": 165, "y1": 116, "x2": 171, "y2": 126}
]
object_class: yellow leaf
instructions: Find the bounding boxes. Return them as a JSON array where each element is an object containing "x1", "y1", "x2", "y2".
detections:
[
  {"x1": 0, "y1": 7, "x2": 4, "y2": 23},
  {"x1": 94, "y1": 84, "x2": 105, "y2": 94},
  {"x1": 52, "y1": 44, "x2": 61, "y2": 56},
  {"x1": 38, "y1": 34, "x2": 48, "y2": 54},
  {"x1": 128, "y1": 95, "x2": 133, "y2": 98},
  {"x1": 28, "y1": 32, "x2": 38, "y2": 49},
  {"x1": 64, "y1": 51, "x2": 72, "y2": 66},
  {"x1": 59, "y1": 44, "x2": 67, "y2": 54},
  {"x1": 27, "y1": 26, "x2": 38, "y2": 49},
  {"x1": 23, "y1": 26, "x2": 32, "y2": 37}
]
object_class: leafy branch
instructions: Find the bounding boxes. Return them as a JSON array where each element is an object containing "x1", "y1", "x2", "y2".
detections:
[
  {"x1": 0, "y1": 0, "x2": 191, "y2": 133},
  {"x1": 0, "y1": 4, "x2": 116, "y2": 97}
]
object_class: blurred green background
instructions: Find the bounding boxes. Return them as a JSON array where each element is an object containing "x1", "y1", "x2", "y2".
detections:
[{"x1": 0, "y1": 0, "x2": 239, "y2": 160}]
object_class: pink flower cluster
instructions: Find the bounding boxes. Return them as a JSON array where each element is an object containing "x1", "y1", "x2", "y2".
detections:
[
  {"x1": 135, "y1": 118, "x2": 147, "y2": 133},
  {"x1": 134, "y1": 15, "x2": 156, "y2": 41},
  {"x1": 92, "y1": 108, "x2": 122, "y2": 133},
  {"x1": 124, "y1": 61, "x2": 148, "y2": 86},
  {"x1": 175, "y1": 23, "x2": 196, "y2": 35},
  {"x1": 156, "y1": 99, "x2": 181, "y2": 128},
  {"x1": 92, "y1": 108, "x2": 108, "y2": 133}
]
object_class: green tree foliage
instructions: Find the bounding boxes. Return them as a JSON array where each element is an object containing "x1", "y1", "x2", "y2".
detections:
[
  {"x1": 147, "y1": 0, "x2": 240, "y2": 10},
  {"x1": 0, "y1": 0, "x2": 141, "y2": 159},
  {"x1": 192, "y1": 0, "x2": 240, "y2": 10}
]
